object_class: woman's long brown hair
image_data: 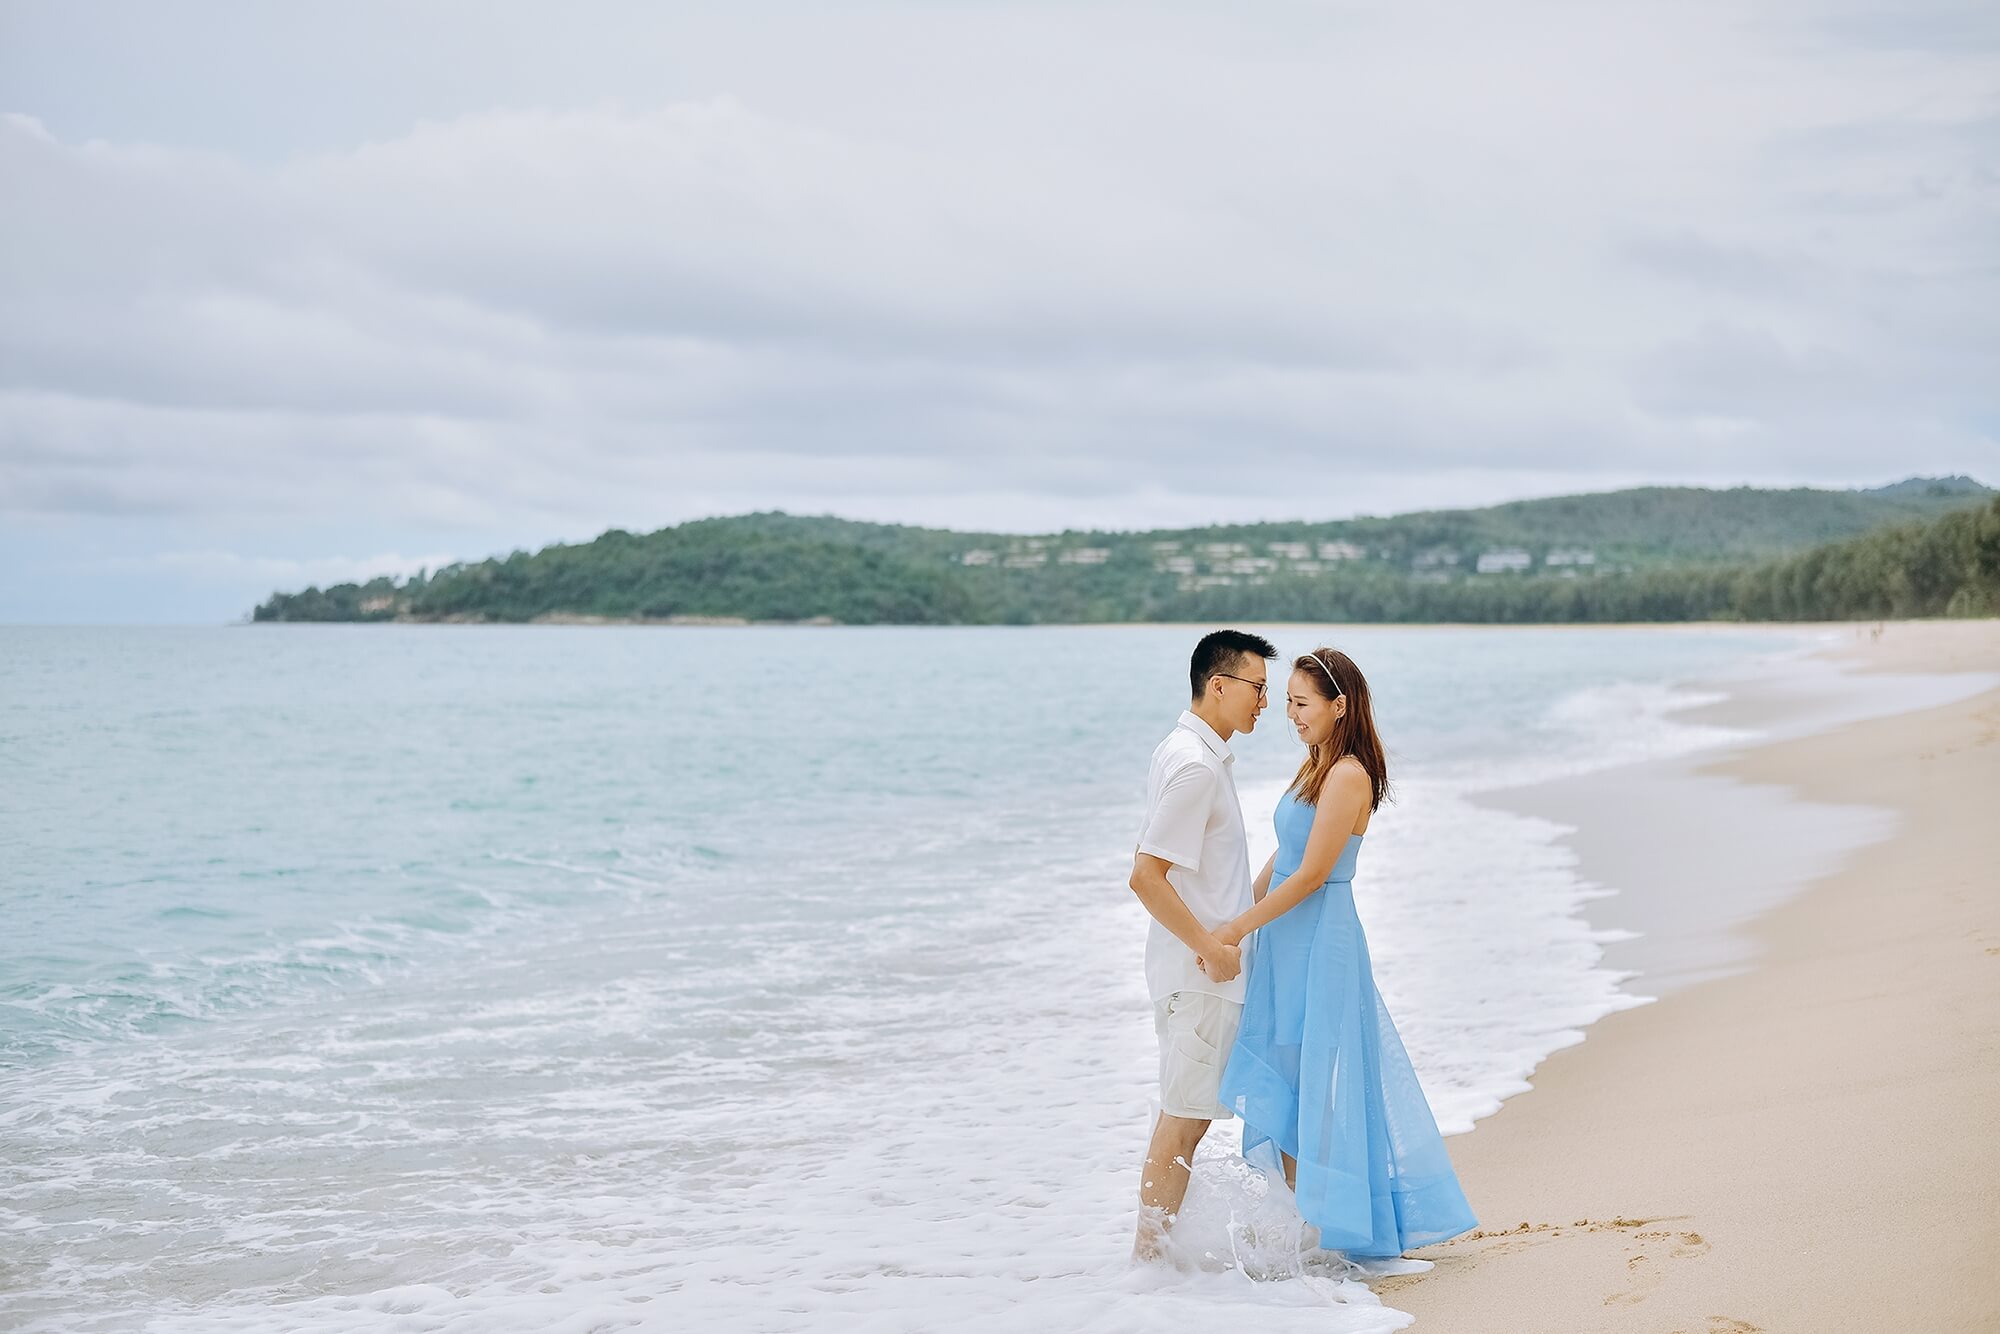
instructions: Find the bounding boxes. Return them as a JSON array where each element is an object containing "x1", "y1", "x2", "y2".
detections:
[{"x1": 1287, "y1": 647, "x2": 1390, "y2": 811}]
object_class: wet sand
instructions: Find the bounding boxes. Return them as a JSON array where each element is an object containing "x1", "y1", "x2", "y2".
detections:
[{"x1": 1382, "y1": 620, "x2": 2000, "y2": 1332}]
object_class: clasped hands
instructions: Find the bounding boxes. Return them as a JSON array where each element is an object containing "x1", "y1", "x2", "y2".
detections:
[{"x1": 1195, "y1": 926, "x2": 1246, "y2": 983}]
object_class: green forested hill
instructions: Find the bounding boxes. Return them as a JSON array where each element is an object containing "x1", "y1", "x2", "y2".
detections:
[{"x1": 251, "y1": 478, "x2": 1997, "y2": 625}]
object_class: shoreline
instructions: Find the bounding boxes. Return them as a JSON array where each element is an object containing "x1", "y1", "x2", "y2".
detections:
[
  {"x1": 1469, "y1": 633, "x2": 1994, "y2": 998},
  {"x1": 1380, "y1": 619, "x2": 2000, "y2": 1331}
]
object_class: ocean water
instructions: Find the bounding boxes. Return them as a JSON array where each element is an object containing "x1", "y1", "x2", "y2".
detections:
[{"x1": 0, "y1": 623, "x2": 1833, "y2": 1332}]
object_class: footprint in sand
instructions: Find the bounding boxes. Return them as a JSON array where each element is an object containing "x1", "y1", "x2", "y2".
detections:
[
  {"x1": 1603, "y1": 1229, "x2": 1711, "y2": 1308},
  {"x1": 1424, "y1": 1215, "x2": 1682, "y2": 1262},
  {"x1": 1419, "y1": 1218, "x2": 1736, "y2": 1319}
]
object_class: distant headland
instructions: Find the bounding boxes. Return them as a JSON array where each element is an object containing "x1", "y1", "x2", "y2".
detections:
[{"x1": 251, "y1": 478, "x2": 1998, "y2": 626}]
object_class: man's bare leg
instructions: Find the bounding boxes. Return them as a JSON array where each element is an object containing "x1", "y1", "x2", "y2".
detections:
[{"x1": 1133, "y1": 1111, "x2": 1211, "y2": 1262}]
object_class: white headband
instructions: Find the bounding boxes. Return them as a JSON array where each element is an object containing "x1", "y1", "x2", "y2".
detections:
[{"x1": 1301, "y1": 652, "x2": 1344, "y2": 697}]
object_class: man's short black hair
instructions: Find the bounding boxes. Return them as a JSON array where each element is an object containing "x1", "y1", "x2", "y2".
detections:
[{"x1": 1190, "y1": 629, "x2": 1277, "y2": 701}]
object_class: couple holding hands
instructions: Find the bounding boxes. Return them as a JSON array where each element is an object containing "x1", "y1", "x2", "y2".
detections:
[{"x1": 1128, "y1": 630, "x2": 1476, "y2": 1267}]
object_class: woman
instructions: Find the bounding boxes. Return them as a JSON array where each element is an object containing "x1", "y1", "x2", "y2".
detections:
[{"x1": 1208, "y1": 647, "x2": 1477, "y2": 1259}]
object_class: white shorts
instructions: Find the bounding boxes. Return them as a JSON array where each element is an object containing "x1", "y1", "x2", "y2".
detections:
[{"x1": 1153, "y1": 990, "x2": 1242, "y2": 1121}]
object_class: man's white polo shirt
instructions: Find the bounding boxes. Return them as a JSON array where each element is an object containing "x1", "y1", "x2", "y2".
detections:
[{"x1": 1136, "y1": 709, "x2": 1254, "y2": 1004}]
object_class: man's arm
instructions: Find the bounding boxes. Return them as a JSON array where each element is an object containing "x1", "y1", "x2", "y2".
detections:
[{"x1": 1129, "y1": 852, "x2": 1240, "y2": 983}]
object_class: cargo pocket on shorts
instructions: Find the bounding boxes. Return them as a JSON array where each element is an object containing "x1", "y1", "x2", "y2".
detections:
[{"x1": 1167, "y1": 997, "x2": 1221, "y2": 1071}]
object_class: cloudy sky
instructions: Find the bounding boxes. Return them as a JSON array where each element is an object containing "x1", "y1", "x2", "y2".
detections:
[{"x1": 2, "y1": 1, "x2": 1996, "y2": 622}]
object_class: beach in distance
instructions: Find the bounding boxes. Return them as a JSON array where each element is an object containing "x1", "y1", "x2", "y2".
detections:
[
  {"x1": 1, "y1": 619, "x2": 1995, "y2": 1332},
  {"x1": 1381, "y1": 618, "x2": 2000, "y2": 1332}
]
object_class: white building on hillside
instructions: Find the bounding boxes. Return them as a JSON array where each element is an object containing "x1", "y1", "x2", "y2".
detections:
[
  {"x1": 1544, "y1": 547, "x2": 1597, "y2": 567},
  {"x1": 1476, "y1": 548, "x2": 1533, "y2": 574}
]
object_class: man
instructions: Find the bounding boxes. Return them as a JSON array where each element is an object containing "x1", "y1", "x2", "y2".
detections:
[{"x1": 1128, "y1": 628, "x2": 1275, "y2": 1262}]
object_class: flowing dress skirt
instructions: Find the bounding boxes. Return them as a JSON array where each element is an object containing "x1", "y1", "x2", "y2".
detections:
[{"x1": 1218, "y1": 815, "x2": 1477, "y2": 1258}]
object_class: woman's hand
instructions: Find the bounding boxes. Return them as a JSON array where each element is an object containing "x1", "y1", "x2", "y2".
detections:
[{"x1": 1195, "y1": 940, "x2": 1242, "y2": 983}]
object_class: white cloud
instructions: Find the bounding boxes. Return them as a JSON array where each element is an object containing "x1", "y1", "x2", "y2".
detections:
[{"x1": 0, "y1": 1, "x2": 1995, "y2": 624}]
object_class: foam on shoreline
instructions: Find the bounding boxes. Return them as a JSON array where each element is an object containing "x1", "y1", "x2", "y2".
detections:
[{"x1": 1379, "y1": 619, "x2": 2000, "y2": 1330}]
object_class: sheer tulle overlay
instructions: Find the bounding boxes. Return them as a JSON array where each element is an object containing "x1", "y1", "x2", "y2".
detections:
[{"x1": 1219, "y1": 793, "x2": 1477, "y2": 1258}]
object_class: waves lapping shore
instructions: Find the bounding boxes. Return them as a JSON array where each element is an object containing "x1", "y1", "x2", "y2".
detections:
[
  {"x1": 7, "y1": 622, "x2": 1968, "y2": 1331},
  {"x1": 1383, "y1": 620, "x2": 2000, "y2": 1331}
]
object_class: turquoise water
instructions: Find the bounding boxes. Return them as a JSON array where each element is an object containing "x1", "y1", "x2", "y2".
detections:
[{"x1": 0, "y1": 623, "x2": 1816, "y2": 1331}]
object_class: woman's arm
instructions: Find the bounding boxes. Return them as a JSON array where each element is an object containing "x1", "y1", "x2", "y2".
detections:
[
  {"x1": 1251, "y1": 850, "x2": 1277, "y2": 902},
  {"x1": 1216, "y1": 764, "x2": 1369, "y2": 946}
]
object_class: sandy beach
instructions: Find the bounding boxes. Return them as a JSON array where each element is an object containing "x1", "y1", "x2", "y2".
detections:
[{"x1": 1381, "y1": 620, "x2": 2000, "y2": 1332}]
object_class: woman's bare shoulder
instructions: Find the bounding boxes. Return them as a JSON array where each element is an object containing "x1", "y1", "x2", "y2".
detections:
[
  {"x1": 1312, "y1": 758, "x2": 1371, "y2": 805},
  {"x1": 1324, "y1": 757, "x2": 1373, "y2": 831}
]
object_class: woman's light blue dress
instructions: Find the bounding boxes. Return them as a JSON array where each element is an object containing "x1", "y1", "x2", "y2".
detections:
[{"x1": 1219, "y1": 790, "x2": 1477, "y2": 1257}]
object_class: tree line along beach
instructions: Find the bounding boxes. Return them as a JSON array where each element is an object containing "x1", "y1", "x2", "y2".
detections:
[{"x1": 248, "y1": 478, "x2": 1999, "y2": 628}]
